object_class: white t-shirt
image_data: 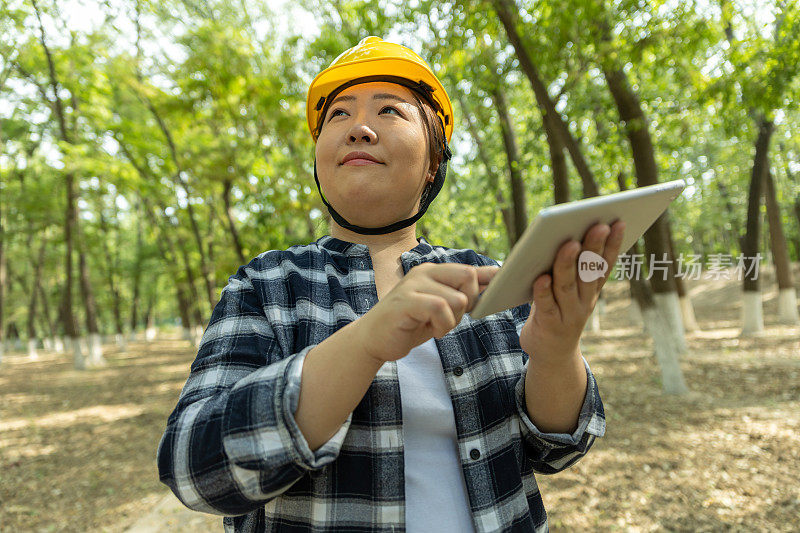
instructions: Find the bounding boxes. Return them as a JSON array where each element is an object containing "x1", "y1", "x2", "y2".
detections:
[{"x1": 396, "y1": 337, "x2": 476, "y2": 533}]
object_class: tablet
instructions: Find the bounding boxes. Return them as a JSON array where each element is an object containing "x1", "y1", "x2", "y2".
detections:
[{"x1": 469, "y1": 179, "x2": 687, "y2": 320}]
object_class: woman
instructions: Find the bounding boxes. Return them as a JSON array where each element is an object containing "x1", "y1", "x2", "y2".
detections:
[{"x1": 158, "y1": 36, "x2": 625, "y2": 532}]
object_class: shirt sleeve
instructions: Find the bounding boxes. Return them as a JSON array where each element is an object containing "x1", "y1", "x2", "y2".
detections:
[
  {"x1": 509, "y1": 302, "x2": 606, "y2": 475},
  {"x1": 156, "y1": 259, "x2": 352, "y2": 516}
]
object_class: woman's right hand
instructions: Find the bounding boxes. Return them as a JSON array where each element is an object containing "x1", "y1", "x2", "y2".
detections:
[{"x1": 353, "y1": 263, "x2": 500, "y2": 364}]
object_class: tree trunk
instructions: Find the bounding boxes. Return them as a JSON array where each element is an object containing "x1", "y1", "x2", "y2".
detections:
[
  {"x1": 177, "y1": 234, "x2": 205, "y2": 329},
  {"x1": 492, "y1": 0, "x2": 599, "y2": 198},
  {"x1": 78, "y1": 229, "x2": 105, "y2": 366},
  {"x1": 491, "y1": 87, "x2": 528, "y2": 245},
  {"x1": 144, "y1": 291, "x2": 157, "y2": 342},
  {"x1": 222, "y1": 178, "x2": 247, "y2": 265},
  {"x1": 0, "y1": 176, "x2": 5, "y2": 364},
  {"x1": 37, "y1": 281, "x2": 58, "y2": 351},
  {"x1": 30, "y1": 0, "x2": 82, "y2": 366},
  {"x1": 545, "y1": 114, "x2": 570, "y2": 204},
  {"x1": 626, "y1": 238, "x2": 688, "y2": 395},
  {"x1": 740, "y1": 118, "x2": 773, "y2": 335},
  {"x1": 176, "y1": 283, "x2": 194, "y2": 344},
  {"x1": 630, "y1": 270, "x2": 688, "y2": 394},
  {"x1": 62, "y1": 174, "x2": 82, "y2": 367},
  {"x1": 602, "y1": 63, "x2": 686, "y2": 353},
  {"x1": 98, "y1": 204, "x2": 126, "y2": 350},
  {"x1": 130, "y1": 207, "x2": 143, "y2": 341},
  {"x1": 764, "y1": 168, "x2": 799, "y2": 324},
  {"x1": 665, "y1": 221, "x2": 700, "y2": 332},
  {"x1": 26, "y1": 239, "x2": 49, "y2": 359}
]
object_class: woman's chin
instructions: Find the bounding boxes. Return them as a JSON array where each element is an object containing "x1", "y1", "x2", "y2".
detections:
[{"x1": 336, "y1": 204, "x2": 414, "y2": 227}]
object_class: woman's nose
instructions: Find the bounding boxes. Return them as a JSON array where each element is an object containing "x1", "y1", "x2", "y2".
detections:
[{"x1": 347, "y1": 120, "x2": 377, "y2": 143}]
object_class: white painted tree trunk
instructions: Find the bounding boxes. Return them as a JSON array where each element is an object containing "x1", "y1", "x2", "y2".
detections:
[
  {"x1": 72, "y1": 337, "x2": 86, "y2": 370},
  {"x1": 0, "y1": 342, "x2": 4, "y2": 364},
  {"x1": 653, "y1": 292, "x2": 687, "y2": 353},
  {"x1": 194, "y1": 325, "x2": 205, "y2": 346},
  {"x1": 43, "y1": 337, "x2": 53, "y2": 351},
  {"x1": 679, "y1": 296, "x2": 700, "y2": 332},
  {"x1": 78, "y1": 336, "x2": 89, "y2": 356},
  {"x1": 28, "y1": 338, "x2": 39, "y2": 360},
  {"x1": 88, "y1": 333, "x2": 106, "y2": 367},
  {"x1": 777, "y1": 289, "x2": 799, "y2": 324},
  {"x1": 13, "y1": 338, "x2": 22, "y2": 351},
  {"x1": 182, "y1": 326, "x2": 193, "y2": 342},
  {"x1": 115, "y1": 333, "x2": 127, "y2": 352},
  {"x1": 628, "y1": 300, "x2": 644, "y2": 329},
  {"x1": 53, "y1": 336, "x2": 65, "y2": 353},
  {"x1": 641, "y1": 306, "x2": 688, "y2": 395},
  {"x1": 145, "y1": 326, "x2": 157, "y2": 341},
  {"x1": 741, "y1": 290, "x2": 764, "y2": 335}
]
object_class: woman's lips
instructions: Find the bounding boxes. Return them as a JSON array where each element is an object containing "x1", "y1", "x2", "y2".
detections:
[{"x1": 342, "y1": 158, "x2": 382, "y2": 166}]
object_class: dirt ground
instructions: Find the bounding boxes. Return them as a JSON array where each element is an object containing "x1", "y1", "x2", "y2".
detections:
[{"x1": 1, "y1": 268, "x2": 798, "y2": 532}]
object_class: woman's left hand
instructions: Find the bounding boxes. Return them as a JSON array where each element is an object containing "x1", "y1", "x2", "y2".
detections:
[{"x1": 518, "y1": 221, "x2": 626, "y2": 363}]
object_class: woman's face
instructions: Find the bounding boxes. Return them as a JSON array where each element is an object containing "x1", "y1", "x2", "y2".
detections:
[{"x1": 315, "y1": 81, "x2": 433, "y2": 228}]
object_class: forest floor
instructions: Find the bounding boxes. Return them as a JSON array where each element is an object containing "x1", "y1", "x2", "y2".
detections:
[{"x1": 1, "y1": 266, "x2": 798, "y2": 532}]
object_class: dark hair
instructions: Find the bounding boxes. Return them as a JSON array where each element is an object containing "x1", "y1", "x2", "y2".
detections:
[
  {"x1": 362, "y1": 89, "x2": 444, "y2": 209},
  {"x1": 407, "y1": 90, "x2": 447, "y2": 201}
]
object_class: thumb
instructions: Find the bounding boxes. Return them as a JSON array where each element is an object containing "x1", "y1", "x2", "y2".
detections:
[{"x1": 532, "y1": 274, "x2": 560, "y2": 320}]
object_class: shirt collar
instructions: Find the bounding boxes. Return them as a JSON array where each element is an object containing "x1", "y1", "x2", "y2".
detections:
[{"x1": 316, "y1": 234, "x2": 434, "y2": 259}]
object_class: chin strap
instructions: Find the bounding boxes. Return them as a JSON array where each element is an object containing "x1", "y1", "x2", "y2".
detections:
[{"x1": 313, "y1": 141, "x2": 452, "y2": 235}]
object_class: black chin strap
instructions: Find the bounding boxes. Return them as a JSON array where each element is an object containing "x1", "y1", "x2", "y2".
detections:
[{"x1": 313, "y1": 141, "x2": 452, "y2": 235}]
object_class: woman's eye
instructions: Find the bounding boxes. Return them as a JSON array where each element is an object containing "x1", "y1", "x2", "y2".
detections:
[{"x1": 328, "y1": 106, "x2": 400, "y2": 122}]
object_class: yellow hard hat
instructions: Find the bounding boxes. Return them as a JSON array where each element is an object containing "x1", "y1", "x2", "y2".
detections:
[{"x1": 306, "y1": 36, "x2": 454, "y2": 144}]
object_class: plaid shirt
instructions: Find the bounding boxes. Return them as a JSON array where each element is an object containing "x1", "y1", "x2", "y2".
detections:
[{"x1": 157, "y1": 235, "x2": 606, "y2": 532}]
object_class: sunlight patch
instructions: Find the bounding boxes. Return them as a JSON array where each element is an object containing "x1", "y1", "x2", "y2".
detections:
[{"x1": 3, "y1": 404, "x2": 146, "y2": 431}]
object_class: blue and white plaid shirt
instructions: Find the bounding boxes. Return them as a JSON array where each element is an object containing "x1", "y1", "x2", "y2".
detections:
[{"x1": 157, "y1": 235, "x2": 606, "y2": 532}]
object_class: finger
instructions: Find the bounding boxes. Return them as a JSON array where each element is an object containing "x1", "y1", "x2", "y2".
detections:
[
  {"x1": 579, "y1": 223, "x2": 611, "y2": 302},
  {"x1": 477, "y1": 266, "x2": 500, "y2": 294},
  {"x1": 414, "y1": 292, "x2": 458, "y2": 338},
  {"x1": 532, "y1": 273, "x2": 561, "y2": 322},
  {"x1": 475, "y1": 265, "x2": 501, "y2": 285},
  {"x1": 416, "y1": 277, "x2": 471, "y2": 317},
  {"x1": 411, "y1": 262, "x2": 469, "y2": 285},
  {"x1": 416, "y1": 263, "x2": 486, "y2": 312},
  {"x1": 460, "y1": 267, "x2": 481, "y2": 312},
  {"x1": 601, "y1": 220, "x2": 626, "y2": 285},
  {"x1": 552, "y1": 239, "x2": 581, "y2": 311}
]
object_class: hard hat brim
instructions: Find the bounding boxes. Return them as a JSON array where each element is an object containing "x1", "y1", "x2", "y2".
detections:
[{"x1": 307, "y1": 56, "x2": 454, "y2": 143}]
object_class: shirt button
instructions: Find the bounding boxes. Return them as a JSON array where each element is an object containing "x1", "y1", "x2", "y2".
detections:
[
  {"x1": 453, "y1": 366, "x2": 463, "y2": 376},
  {"x1": 470, "y1": 448, "x2": 481, "y2": 460}
]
